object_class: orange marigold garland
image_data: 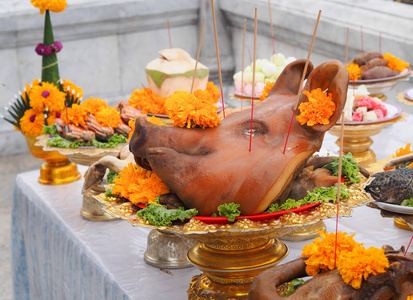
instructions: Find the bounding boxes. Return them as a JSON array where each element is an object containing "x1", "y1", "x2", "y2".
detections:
[
  {"x1": 302, "y1": 231, "x2": 389, "y2": 289},
  {"x1": 383, "y1": 53, "x2": 410, "y2": 72},
  {"x1": 112, "y1": 163, "x2": 170, "y2": 205},
  {"x1": 81, "y1": 97, "x2": 108, "y2": 115},
  {"x1": 19, "y1": 109, "x2": 45, "y2": 136},
  {"x1": 296, "y1": 88, "x2": 336, "y2": 126},
  {"x1": 165, "y1": 91, "x2": 220, "y2": 129},
  {"x1": 29, "y1": 82, "x2": 66, "y2": 113},
  {"x1": 128, "y1": 88, "x2": 167, "y2": 115},
  {"x1": 94, "y1": 107, "x2": 122, "y2": 128},
  {"x1": 193, "y1": 81, "x2": 221, "y2": 104},
  {"x1": 259, "y1": 81, "x2": 275, "y2": 102},
  {"x1": 61, "y1": 103, "x2": 89, "y2": 127},
  {"x1": 346, "y1": 63, "x2": 362, "y2": 81},
  {"x1": 31, "y1": 0, "x2": 67, "y2": 14}
]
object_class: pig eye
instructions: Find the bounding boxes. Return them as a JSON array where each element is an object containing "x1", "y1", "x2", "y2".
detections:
[{"x1": 241, "y1": 120, "x2": 268, "y2": 137}]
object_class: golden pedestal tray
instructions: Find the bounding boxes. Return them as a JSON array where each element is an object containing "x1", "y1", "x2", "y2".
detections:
[
  {"x1": 36, "y1": 135, "x2": 124, "y2": 221},
  {"x1": 329, "y1": 113, "x2": 406, "y2": 167},
  {"x1": 25, "y1": 134, "x2": 81, "y2": 185},
  {"x1": 94, "y1": 179, "x2": 371, "y2": 299}
]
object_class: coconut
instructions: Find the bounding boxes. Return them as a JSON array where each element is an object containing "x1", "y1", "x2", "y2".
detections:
[{"x1": 145, "y1": 48, "x2": 209, "y2": 98}]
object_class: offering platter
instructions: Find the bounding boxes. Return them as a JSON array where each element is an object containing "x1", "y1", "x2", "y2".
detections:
[
  {"x1": 36, "y1": 134, "x2": 124, "y2": 221},
  {"x1": 328, "y1": 113, "x2": 406, "y2": 167},
  {"x1": 94, "y1": 178, "x2": 371, "y2": 299}
]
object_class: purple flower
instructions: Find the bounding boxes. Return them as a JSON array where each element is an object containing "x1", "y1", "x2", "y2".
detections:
[
  {"x1": 56, "y1": 112, "x2": 61, "y2": 118},
  {"x1": 35, "y1": 43, "x2": 44, "y2": 55},
  {"x1": 43, "y1": 46, "x2": 52, "y2": 56},
  {"x1": 54, "y1": 41, "x2": 63, "y2": 52},
  {"x1": 29, "y1": 115, "x2": 36, "y2": 122},
  {"x1": 42, "y1": 91, "x2": 50, "y2": 98}
]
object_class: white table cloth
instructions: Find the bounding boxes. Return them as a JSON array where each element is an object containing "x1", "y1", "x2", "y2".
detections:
[{"x1": 12, "y1": 164, "x2": 413, "y2": 300}]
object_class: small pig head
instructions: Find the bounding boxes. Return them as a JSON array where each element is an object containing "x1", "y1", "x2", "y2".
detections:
[{"x1": 129, "y1": 59, "x2": 349, "y2": 216}]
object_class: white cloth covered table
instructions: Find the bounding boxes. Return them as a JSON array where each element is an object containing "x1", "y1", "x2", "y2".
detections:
[{"x1": 12, "y1": 165, "x2": 413, "y2": 300}]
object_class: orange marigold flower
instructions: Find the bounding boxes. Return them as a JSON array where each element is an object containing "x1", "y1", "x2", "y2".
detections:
[
  {"x1": 94, "y1": 107, "x2": 122, "y2": 128},
  {"x1": 31, "y1": 0, "x2": 67, "y2": 14},
  {"x1": 128, "y1": 88, "x2": 167, "y2": 115},
  {"x1": 46, "y1": 111, "x2": 61, "y2": 127},
  {"x1": 346, "y1": 63, "x2": 362, "y2": 81},
  {"x1": 29, "y1": 82, "x2": 66, "y2": 113},
  {"x1": 296, "y1": 88, "x2": 336, "y2": 126},
  {"x1": 193, "y1": 81, "x2": 221, "y2": 104},
  {"x1": 147, "y1": 115, "x2": 166, "y2": 126},
  {"x1": 302, "y1": 231, "x2": 389, "y2": 290},
  {"x1": 259, "y1": 81, "x2": 275, "y2": 102},
  {"x1": 61, "y1": 79, "x2": 83, "y2": 99},
  {"x1": 395, "y1": 143, "x2": 412, "y2": 157},
  {"x1": 165, "y1": 91, "x2": 220, "y2": 129},
  {"x1": 383, "y1": 53, "x2": 410, "y2": 72},
  {"x1": 61, "y1": 103, "x2": 89, "y2": 127},
  {"x1": 127, "y1": 119, "x2": 135, "y2": 142},
  {"x1": 19, "y1": 109, "x2": 45, "y2": 136},
  {"x1": 338, "y1": 246, "x2": 389, "y2": 289},
  {"x1": 112, "y1": 163, "x2": 170, "y2": 205},
  {"x1": 81, "y1": 97, "x2": 108, "y2": 115},
  {"x1": 22, "y1": 78, "x2": 41, "y2": 102}
]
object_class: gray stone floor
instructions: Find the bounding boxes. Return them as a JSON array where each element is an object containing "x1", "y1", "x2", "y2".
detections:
[{"x1": 0, "y1": 153, "x2": 42, "y2": 300}]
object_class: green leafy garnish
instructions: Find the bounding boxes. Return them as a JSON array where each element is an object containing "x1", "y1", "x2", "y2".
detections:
[
  {"x1": 137, "y1": 205, "x2": 198, "y2": 226},
  {"x1": 104, "y1": 188, "x2": 117, "y2": 198},
  {"x1": 322, "y1": 153, "x2": 360, "y2": 183},
  {"x1": 281, "y1": 278, "x2": 306, "y2": 296},
  {"x1": 43, "y1": 124, "x2": 127, "y2": 148},
  {"x1": 401, "y1": 198, "x2": 413, "y2": 207},
  {"x1": 107, "y1": 170, "x2": 120, "y2": 184},
  {"x1": 216, "y1": 203, "x2": 241, "y2": 222},
  {"x1": 265, "y1": 184, "x2": 349, "y2": 213}
]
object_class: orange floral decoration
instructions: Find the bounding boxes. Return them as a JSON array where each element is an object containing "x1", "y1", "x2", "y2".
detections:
[
  {"x1": 22, "y1": 78, "x2": 41, "y2": 102},
  {"x1": 94, "y1": 107, "x2": 122, "y2": 128},
  {"x1": 296, "y1": 88, "x2": 336, "y2": 126},
  {"x1": 302, "y1": 231, "x2": 389, "y2": 289},
  {"x1": 383, "y1": 53, "x2": 410, "y2": 72},
  {"x1": 165, "y1": 91, "x2": 220, "y2": 129},
  {"x1": 193, "y1": 82, "x2": 221, "y2": 104},
  {"x1": 81, "y1": 97, "x2": 108, "y2": 115},
  {"x1": 61, "y1": 79, "x2": 84, "y2": 99},
  {"x1": 259, "y1": 81, "x2": 275, "y2": 102},
  {"x1": 19, "y1": 109, "x2": 45, "y2": 136},
  {"x1": 29, "y1": 82, "x2": 66, "y2": 113},
  {"x1": 346, "y1": 63, "x2": 362, "y2": 81},
  {"x1": 128, "y1": 88, "x2": 167, "y2": 115},
  {"x1": 112, "y1": 163, "x2": 170, "y2": 205},
  {"x1": 395, "y1": 143, "x2": 412, "y2": 157},
  {"x1": 61, "y1": 103, "x2": 89, "y2": 127},
  {"x1": 31, "y1": 0, "x2": 67, "y2": 14}
]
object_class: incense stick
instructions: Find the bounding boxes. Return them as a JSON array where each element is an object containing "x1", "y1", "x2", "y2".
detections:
[
  {"x1": 334, "y1": 112, "x2": 345, "y2": 268},
  {"x1": 249, "y1": 8, "x2": 258, "y2": 152},
  {"x1": 167, "y1": 19, "x2": 172, "y2": 48},
  {"x1": 241, "y1": 18, "x2": 247, "y2": 110},
  {"x1": 211, "y1": 0, "x2": 226, "y2": 118},
  {"x1": 360, "y1": 25, "x2": 363, "y2": 53},
  {"x1": 282, "y1": 10, "x2": 321, "y2": 154},
  {"x1": 268, "y1": 0, "x2": 275, "y2": 54},
  {"x1": 190, "y1": 19, "x2": 205, "y2": 94},
  {"x1": 345, "y1": 28, "x2": 349, "y2": 65}
]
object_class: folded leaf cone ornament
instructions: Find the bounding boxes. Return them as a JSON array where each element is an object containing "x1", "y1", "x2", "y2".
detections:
[{"x1": 41, "y1": 10, "x2": 61, "y2": 87}]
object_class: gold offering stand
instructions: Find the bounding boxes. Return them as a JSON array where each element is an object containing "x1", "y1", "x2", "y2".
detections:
[
  {"x1": 24, "y1": 134, "x2": 81, "y2": 185},
  {"x1": 36, "y1": 135, "x2": 124, "y2": 221},
  {"x1": 329, "y1": 114, "x2": 406, "y2": 167},
  {"x1": 94, "y1": 179, "x2": 370, "y2": 299}
]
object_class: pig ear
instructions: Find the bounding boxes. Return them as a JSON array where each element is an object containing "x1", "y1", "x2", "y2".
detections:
[
  {"x1": 267, "y1": 59, "x2": 314, "y2": 97},
  {"x1": 298, "y1": 59, "x2": 349, "y2": 132}
]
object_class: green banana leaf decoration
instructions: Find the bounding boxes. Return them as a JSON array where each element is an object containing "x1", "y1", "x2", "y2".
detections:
[{"x1": 41, "y1": 10, "x2": 61, "y2": 87}]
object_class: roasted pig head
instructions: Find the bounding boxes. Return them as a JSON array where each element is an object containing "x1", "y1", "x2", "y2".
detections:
[{"x1": 129, "y1": 59, "x2": 349, "y2": 216}]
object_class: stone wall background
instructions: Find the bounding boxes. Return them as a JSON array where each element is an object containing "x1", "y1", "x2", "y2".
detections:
[{"x1": 0, "y1": 0, "x2": 412, "y2": 156}]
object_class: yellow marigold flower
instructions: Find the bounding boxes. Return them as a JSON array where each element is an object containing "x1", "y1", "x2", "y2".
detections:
[
  {"x1": 81, "y1": 97, "x2": 108, "y2": 115},
  {"x1": 259, "y1": 81, "x2": 275, "y2": 102},
  {"x1": 19, "y1": 109, "x2": 45, "y2": 136},
  {"x1": 29, "y1": 82, "x2": 66, "y2": 113},
  {"x1": 346, "y1": 63, "x2": 362, "y2": 81},
  {"x1": 193, "y1": 81, "x2": 221, "y2": 104},
  {"x1": 61, "y1": 79, "x2": 83, "y2": 99},
  {"x1": 296, "y1": 88, "x2": 336, "y2": 126},
  {"x1": 383, "y1": 53, "x2": 410, "y2": 72},
  {"x1": 128, "y1": 88, "x2": 167, "y2": 115},
  {"x1": 61, "y1": 103, "x2": 88, "y2": 127},
  {"x1": 94, "y1": 107, "x2": 122, "y2": 128},
  {"x1": 22, "y1": 78, "x2": 41, "y2": 102},
  {"x1": 31, "y1": 0, "x2": 67, "y2": 14},
  {"x1": 165, "y1": 91, "x2": 220, "y2": 129},
  {"x1": 112, "y1": 163, "x2": 170, "y2": 205},
  {"x1": 337, "y1": 246, "x2": 389, "y2": 289}
]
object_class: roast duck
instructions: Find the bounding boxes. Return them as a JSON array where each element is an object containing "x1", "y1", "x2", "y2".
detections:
[{"x1": 128, "y1": 59, "x2": 349, "y2": 216}]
